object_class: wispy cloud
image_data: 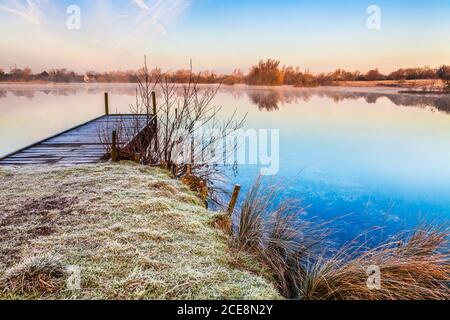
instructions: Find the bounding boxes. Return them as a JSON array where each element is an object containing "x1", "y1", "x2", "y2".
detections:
[
  {"x1": 0, "y1": 0, "x2": 191, "y2": 33},
  {"x1": 0, "y1": 0, "x2": 194, "y2": 72},
  {"x1": 132, "y1": 0, "x2": 150, "y2": 11},
  {"x1": 0, "y1": 0, "x2": 47, "y2": 25},
  {"x1": 131, "y1": 0, "x2": 192, "y2": 35}
]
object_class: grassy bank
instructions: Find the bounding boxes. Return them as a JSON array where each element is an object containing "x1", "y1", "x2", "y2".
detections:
[{"x1": 0, "y1": 163, "x2": 280, "y2": 300}]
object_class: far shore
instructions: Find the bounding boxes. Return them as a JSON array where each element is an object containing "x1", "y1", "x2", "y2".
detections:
[{"x1": 0, "y1": 79, "x2": 446, "y2": 91}]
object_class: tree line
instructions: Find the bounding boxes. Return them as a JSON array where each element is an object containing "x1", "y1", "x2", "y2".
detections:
[
  {"x1": 242, "y1": 59, "x2": 450, "y2": 87},
  {"x1": 1, "y1": 59, "x2": 450, "y2": 87}
]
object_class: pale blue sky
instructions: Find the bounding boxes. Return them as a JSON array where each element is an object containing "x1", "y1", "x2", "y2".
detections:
[{"x1": 0, "y1": 0, "x2": 449, "y2": 73}]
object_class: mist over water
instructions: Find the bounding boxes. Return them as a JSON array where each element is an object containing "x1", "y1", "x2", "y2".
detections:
[{"x1": 1, "y1": 83, "x2": 449, "y2": 245}]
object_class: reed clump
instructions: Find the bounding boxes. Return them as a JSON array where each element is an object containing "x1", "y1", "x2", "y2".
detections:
[
  {"x1": 299, "y1": 226, "x2": 450, "y2": 300},
  {"x1": 233, "y1": 178, "x2": 450, "y2": 300},
  {"x1": 232, "y1": 178, "x2": 328, "y2": 298}
]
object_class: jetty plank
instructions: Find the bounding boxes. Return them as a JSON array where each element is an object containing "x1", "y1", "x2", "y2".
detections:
[{"x1": 0, "y1": 114, "x2": 154, "y2": 166}]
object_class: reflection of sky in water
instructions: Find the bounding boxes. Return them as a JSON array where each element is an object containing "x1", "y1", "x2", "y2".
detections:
[{"x1": 1, "y1": 84, "x2": 449, "y2": 246}]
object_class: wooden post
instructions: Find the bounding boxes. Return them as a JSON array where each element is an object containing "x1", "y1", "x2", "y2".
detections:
[
  {"x1": 227, "y1": 185, "x2": 241, "y2": 215},
  {"x1": 186, "y1": 164, "x2": 192, "y2": 177},
  {"x1": 172, "y1": 164, "x2": 178, "y2": 178},
  {"x1": 152, "y1": 91, "x2": 158, "y2": 153},
  {"x1": 152, "y1": 91, "x2": 157, "y2": 115},
  {"x1": 104, "y1": 92, "x2": 109, "y2": 115},
  {"x1": 111, "y1": 130, "x2": 118, "y2": 162},
  {"x1": 199, "y1": 180, "x2": 208, "y2": 209}
]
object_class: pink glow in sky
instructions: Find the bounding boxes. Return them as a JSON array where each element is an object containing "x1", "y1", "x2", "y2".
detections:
[{"x1": 0, "y1": 0, "x2": 449, "y2": 73}]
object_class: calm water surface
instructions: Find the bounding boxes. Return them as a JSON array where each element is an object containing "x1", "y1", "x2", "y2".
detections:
[{"x1": 1, "y1": 83, "x2": 450, "y2": 245}]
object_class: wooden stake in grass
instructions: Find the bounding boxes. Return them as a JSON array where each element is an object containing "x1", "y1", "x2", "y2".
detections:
[
  {"x1": 186, "y1": 164, "x2": 192, "y2": 177},
  {"x1": 111, "y1": 130, "x2": 118, "y2": 162},
  {"x1": 227, "y1": 185, "x2": 241, "y2": 216},
  {"x1": 104, "y1": 92, "x2": 109, "y2": 115},
  {"x1": 172, "y1": 164, "x2": 178, "y2": 178}
]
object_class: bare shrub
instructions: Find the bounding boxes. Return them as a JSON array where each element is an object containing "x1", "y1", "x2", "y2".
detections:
[{"x1": 100, "y1": 58, "x2": 246, "y2": 205}]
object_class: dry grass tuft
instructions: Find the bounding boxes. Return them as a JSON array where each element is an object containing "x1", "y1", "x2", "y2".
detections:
[
  {"x1": 181, "y1": 175, "x2": 209, "y2": 204},
  {"x1": 211, "y1": 212, "x2": 232, "y2": 234},
  {"x1": 0, "y1": 255, "x2": 67, "y2": 295},
  {"x1": 299, "y1": 226, "x2": 450, "y2": 300},
  {"x1": 233, "y1": 177, "x2": 327, "y2": 298},
  {"x1": 148, "y1": 181, "x2": 178, "y2": 193}
]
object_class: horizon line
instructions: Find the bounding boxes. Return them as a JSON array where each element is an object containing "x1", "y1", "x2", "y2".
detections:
[{"x1": 1, "y1": 61, "x2": 449, "y2": 76}]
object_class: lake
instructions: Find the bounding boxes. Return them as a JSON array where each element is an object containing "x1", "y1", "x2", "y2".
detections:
[{"x1": 1, "y1": 83, "x2": 450, "y2": 246}]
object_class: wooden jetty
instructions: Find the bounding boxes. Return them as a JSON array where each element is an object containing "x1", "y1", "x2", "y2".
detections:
[{"x1": 0, "y1": 94, "x2": 155, "y2": 166}]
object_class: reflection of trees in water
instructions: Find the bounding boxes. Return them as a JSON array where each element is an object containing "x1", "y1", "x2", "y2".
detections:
[
  {"x1": 1, "y1": 85, "x2": 450, "y2": 114},
  {"x1": 11, "y1": 90, "x2": 35, "y2": 99},
  {"x1": 248, "y1": 90, "x2": 282, "y2": 111},
  {"x1": 3, "y1": 88, "x2": 79, "y2": 98},
  {"x1": 434, "y1": 98, "x2": 450, "y2": 113},
  {"x1": 85, "y1": 87, "x2": 136, "y2": 96},
  {"x1": 241, "y1": 88, "x2": 450, "y2": 114},
  {"x1": 0, "y1": 85, "x2": 138, "y2": 99},
  {"x1": 228, "y1": 90, "x2": 246, "y2": 100},
  {"x1": 0, "y1": 85, "x2": 201, "y2": 99},
  {"x1": 245, "y1": 88, "x2": 319, "y2": 110}
]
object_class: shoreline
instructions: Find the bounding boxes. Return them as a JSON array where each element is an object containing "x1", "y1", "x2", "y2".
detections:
[{"x1": 0, "y1": 79, "x2": 445, "y2": 91}]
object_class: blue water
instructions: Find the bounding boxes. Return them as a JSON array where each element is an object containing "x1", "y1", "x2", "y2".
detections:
[
  {"x1": 217, "y1": 86, "x2": 450, "y2": 245},
  {"x1": 1, "y1": 84, "x2": 449, "y2": 246}
]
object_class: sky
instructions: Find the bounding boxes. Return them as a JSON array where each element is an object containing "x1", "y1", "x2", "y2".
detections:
[{"x1": 0, "y1": 0, "x2": 449, "y2": 74}]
